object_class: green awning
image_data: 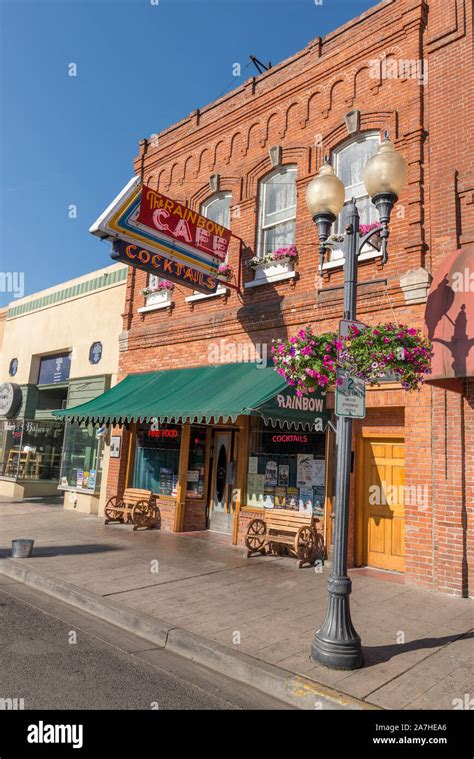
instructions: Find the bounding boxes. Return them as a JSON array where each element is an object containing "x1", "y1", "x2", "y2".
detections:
[{"x1": 54, "y1": 363, "x2": 328, "y2": 430}]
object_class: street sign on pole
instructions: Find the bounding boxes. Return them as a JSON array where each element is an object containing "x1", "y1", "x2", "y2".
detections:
[
  {"x1": 335, "y1": 372, "x2": 366, "y2": 418},
  {"x1": 338, "y1": 319, "x2": 367, "y2": 340}
]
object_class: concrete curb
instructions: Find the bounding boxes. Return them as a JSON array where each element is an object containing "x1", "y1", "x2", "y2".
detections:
[{"x1": 0, "y1": 557, "x2": 378, "y2": 711}]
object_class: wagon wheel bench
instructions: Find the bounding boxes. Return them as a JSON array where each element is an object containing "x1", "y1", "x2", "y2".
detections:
[
  {"x1": 104, "y1": 488, "x2": 158, "y2": 531},
  {"x1": 245, "y1": 509, "x2": 324, "y2": 568}
]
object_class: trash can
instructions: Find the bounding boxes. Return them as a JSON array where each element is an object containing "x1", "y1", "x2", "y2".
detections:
[{"x1": 11, "y1": 539, "x2": 34, "y2": 558}]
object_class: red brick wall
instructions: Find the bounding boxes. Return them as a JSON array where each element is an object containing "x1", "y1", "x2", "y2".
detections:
[{"x1": 105, "y1": 0, "x2": 473, "y2": 596}]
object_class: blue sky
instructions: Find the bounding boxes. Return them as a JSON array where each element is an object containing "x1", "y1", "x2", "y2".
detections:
[{"x1": 0, "y1": 0, "x2": 375, "y2": 306}]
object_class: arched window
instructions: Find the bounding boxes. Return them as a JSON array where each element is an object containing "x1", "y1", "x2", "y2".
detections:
[
  {"x1": 201, "y1": 192, "x2": 232, "y2": 230},
  {"x1": 257, "y1": 166, "x2": 297, "y2": 258},
  {"x1": 331, "y1": 133, "x2": 380, "y2": 259}
]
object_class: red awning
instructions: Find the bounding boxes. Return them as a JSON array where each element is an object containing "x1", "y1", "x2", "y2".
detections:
[{"x1": 424, "y1": 243, "x2": 474, "y2": 389}]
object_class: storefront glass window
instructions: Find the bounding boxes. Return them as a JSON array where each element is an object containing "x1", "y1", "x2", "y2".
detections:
[
  {"x1": 0, "y1": 420, "x2": 64, "y2": 480},
  {"x1": 186, "y1": 427, "x2": 207, "y2": 498},
  {"x1": 247, "y1": 419, "x2": 326, "y2": 514},
  {"x1": 0, "y1": 420, "x2": 23, "y2": 478},
  {"x1": 59, "y1": 422, "x2": 103, "y2": 491},
  {"x1": 133, "y1": 424, "x2": 181, "y2": 495}
]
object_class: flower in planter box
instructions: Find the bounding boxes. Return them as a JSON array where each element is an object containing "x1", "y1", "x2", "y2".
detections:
[
  {"x1": 248, "y1": 246, "x2": 298, "y2": 269},
  {"x1": 141, "y1": 280, "x2": 175, "y2": 297},
  {"x1": 359, "y1": 221, "x2": 382, "y2": 236},
  {"x1": 217, "y1": 263, "x2": 233, "y2": 279}
]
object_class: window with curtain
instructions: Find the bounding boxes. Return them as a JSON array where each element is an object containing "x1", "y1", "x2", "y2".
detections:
[
  {"x1": 145, "y1": 273, "x2": 171, "y2": 306},
  {"x1": 201, "y1": 192, "x2": 231, "y2": 231},
  {"x1": 197, "y1": 192, "x2": 232, "y2": 294},
  {"x1": 257, "y1": 166, "x2": 297, "y2": 259},
  {"x1": 331, "y1": 134, "x2": 380, "y2": 260}
]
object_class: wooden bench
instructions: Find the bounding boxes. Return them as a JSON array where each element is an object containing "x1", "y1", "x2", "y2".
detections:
[
  {"x1": 245, "y1": 509, "x2": 323, "y2": 568},
  {"x1": 104, "y1": 488, "x2": 157, "y2": 531}
]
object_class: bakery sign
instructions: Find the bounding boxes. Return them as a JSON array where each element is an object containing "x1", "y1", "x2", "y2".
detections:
[{"x1": 90, "y1": 177, "x2": 234, "y2": 284}]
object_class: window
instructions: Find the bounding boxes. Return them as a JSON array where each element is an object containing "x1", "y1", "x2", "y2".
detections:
[
  {"x1": 257, "y1": 166, "x2": 297, "y2": 259},
  {"x1": 146, "y1": 274, "x2": 173, "y2": 306},
  {"x1": 201, "y1": 192, "x2": 231, "y2": 231},
  {"x1": 186, "y1": 427, "x2": 207, "y2": 498},
  {"x1": 59, "y1": 421, "x2": 104, "y2": 491},
  {"x1": 246, "y1": 418, "x2": 326, "y2": 513},
  {"x1": 132, "y1": 424, "x2": 181, "y2": 495},
  {"x1": 0, "y1": 419, "x2": 64, "y2": 480},
  {"x1": 193, "y1": 193, "x2": 232, "y2": 297},
  {"x1": 331, "y1": 134, "x2": 380, "y2": 260}
]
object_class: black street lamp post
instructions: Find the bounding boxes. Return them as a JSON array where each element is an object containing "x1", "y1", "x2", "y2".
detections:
[{"x1": 305, "y1": 137, "x2": 408, "y2": 670}]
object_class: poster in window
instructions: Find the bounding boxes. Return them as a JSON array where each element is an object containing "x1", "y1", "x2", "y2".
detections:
[
  {"x1": 312, "y1": 459, "x2": 325, "y2": 486},
  {"x1": 89, "y1": 470, "x2": 96, "y2": 491},
  {"x1": 187, "y1": 470, "x2": 199, "y2": 482},
  {"x1": 172, "y1": 475, "x2": 179, "y2": 497},
  {"x1": 297, "y1": 454, "x2": 313, "y2": 487},
  {"x1": 313, "y1": 485, "x2": 325, "y2": 514},
  {"x1": 278, "y1": 465, "x2": 289, "y2": 487},
  {"x1": 274, "y1": 487, "x2": 287, "y2": 507},
  {"x1": 285, "y1": 487, "x2": 299, "y2": 510},
  {"x1": 110, "y1": 436, "x2": 121, "y2": 458},
  {"x1": 247, "y1": 473, "x2": 265, "y2": 508},
  {"x1": 299, "y1": 487, "x2": 313, "y2": 514},
  {"x1": 264, "y1": 460, "x2": 278, "y2": 487},
  {"x1": 83, "y1": 471, "x2": 90, "y2": 489},
  {"x1": 248, "y1": 457, "x2": 258, "y2": 474},
  {"x1": 263, "y1": 492, "x2": 275, "y2": 509},
  {"x1": 76, "y1": 469, "x2": 83, "y2": 488}
]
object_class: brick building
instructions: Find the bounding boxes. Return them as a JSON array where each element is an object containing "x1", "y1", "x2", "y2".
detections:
[{"x1": 63, "y1": 0, "x2": 473, "y2": 596}]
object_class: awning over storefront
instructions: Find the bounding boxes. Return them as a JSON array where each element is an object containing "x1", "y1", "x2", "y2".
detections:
[
  {"x1": 54, "y1": 363, "x2": 329, "y2": 430},
  {"x1": 424, "y1": 244, "x2": 474, "y2": 390}
]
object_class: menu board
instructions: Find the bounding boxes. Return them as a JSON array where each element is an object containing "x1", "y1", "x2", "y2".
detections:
[{"x1": 159, "y1": 467, "x2": 174, "y2": 495}]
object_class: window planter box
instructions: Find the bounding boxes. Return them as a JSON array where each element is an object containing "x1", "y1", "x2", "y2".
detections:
[
  {"x1": 252, "y1": 257, "x2": 295, "y2": 282},
  {"x1": 146, "y1": 289, "x2": 172, "y2": 306}
]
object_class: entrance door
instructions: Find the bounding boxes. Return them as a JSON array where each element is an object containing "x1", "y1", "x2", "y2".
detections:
[
  {"x1": 360, "y1": 437, "x2": 405, "y2": 572},
  {"x1": 209, "y1": 431, "x2": 234, "y2": 534}
]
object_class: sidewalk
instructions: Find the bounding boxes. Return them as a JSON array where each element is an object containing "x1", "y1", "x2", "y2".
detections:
[{"x1": 1, "y1": 501, "x2": 472, "y2": 710}]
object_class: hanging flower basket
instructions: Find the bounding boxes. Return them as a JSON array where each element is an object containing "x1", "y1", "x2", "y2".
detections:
[{"x1": 272, "y1": 322, "x2": 433, "y2": 395}]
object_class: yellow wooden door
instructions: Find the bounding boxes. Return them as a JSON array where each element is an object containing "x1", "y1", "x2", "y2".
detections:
[{"x1": 362, "y1": 438, "x2": 405, "y2": 572}]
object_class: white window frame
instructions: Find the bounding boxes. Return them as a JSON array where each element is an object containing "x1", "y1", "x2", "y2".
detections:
[
  {"x1": 256, "y1": 165, "x2": 297, "y2": 260},
  {"x1": 328, "y1": 133, "x2": 380, "y2": 264},
  {"x1": 138, "y1": 272, "x2": 173, "y2": 312},
  {"x1": 187, "y1": 192, "x2": 232, "y2": 300}
]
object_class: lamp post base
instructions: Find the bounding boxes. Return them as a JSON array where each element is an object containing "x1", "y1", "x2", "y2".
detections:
[{"x1": 311, "y1": 575, "x2": 364, "y2": 670}]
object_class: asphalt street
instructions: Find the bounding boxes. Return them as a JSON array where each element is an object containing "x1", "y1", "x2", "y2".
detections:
[{"x1": 0, "y1": 578, "x2": 290, "y2": 710}]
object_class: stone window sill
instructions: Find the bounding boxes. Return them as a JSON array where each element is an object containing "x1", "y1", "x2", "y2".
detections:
[
  {"x1": 185, "y1": 286, "x2": 228, "y2": 303},
  {"x1": 322, "y1": 248, "x2": 382, "y2": 271},
  {"x1": 137, "y1": 300, "x2": 173, "y2": 313},
  {"x1": 244, "y1": 270, "x2": 297, "y2": 289}
]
